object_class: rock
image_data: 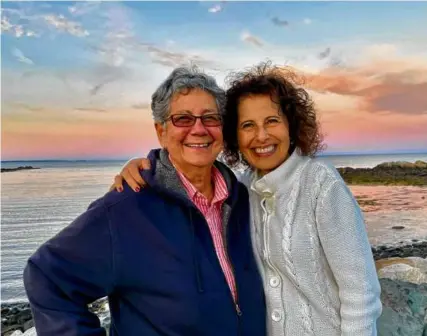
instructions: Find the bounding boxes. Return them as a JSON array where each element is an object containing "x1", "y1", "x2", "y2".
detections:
[
  {"x1": 378, "y1": 263, "x2": 427, "y2": 285},
  {"x1": 1, "y1": 166, "x2": 39, "y2": 173},
  {"x1": 23, "y1": 320, "x2": 34, "y2": 331},
  {"x1": 2, "y1": 325, "x2": 23, "y2": 336},
  {"x1": 392, "y1": 226, "x2": 405, "y2": 230},
  {"x1": 22, "y1": 328, "x2": 36, "y2": 336},
  {"x1": 372, "y1": 242, "x2": 427, "y2": 260},
  {"x1": 337, "y1": 160, "x2": 427, "y2": 185},
  {"x1": 9, "y1": 331, "x2": 23, "y2": 336},
  {"x1": 377, "y1": 279, "x2": 427, "y2": 336}
]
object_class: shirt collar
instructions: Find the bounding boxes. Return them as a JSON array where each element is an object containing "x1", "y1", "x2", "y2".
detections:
[{"x1": 169, "y1": 155, "x2": 229, "y2": 204}]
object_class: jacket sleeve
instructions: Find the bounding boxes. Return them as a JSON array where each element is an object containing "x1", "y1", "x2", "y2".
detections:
[
  {"x1": 23, "y1": 199, "x2": 115, "y2": 336},
  {"x1": 315, "y1": 179, "x2": 382, "y2": 336}
]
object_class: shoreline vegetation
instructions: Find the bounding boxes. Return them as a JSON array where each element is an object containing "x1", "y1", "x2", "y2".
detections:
[{"x1": 337, "y1": 160, "x2": 427, "y2": 186}]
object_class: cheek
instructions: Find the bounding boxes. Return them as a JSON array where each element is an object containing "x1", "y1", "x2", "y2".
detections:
[
  {"x1": 208, "y1": 127, "x2": 223, "y2": 142},
  {"x1": 170, "y1": 129, "x2": 190, "y2": 144},
  {"x1": 237, "y1": 131, "x2": 251, "y2": 152}
]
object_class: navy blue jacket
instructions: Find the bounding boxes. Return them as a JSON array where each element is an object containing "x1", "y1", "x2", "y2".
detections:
[{"x1": 24, "y1": 149, "x2": 266, "y2": 336}]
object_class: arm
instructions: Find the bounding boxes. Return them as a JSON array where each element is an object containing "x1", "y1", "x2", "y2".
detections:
[
  {"x1": 315, "y1": 179, "x2": 382, "y2": 336},
  {"x1": 23, "y1": 199, "x2": 115, "y2": 336}
]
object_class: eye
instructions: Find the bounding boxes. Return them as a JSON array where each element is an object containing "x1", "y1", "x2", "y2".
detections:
[
  {"x1": 203, "y1": 114, "x2": 220, "y2": 122},
  {"x1": 172, "y1": 115, "x2": 194, "y2": 126},
  {"x1": 240, "y1": 122, "x2": 254, "y2": 130},
  {"x1": 266, "y1": 118, "x2": 280, "y2": 125}
]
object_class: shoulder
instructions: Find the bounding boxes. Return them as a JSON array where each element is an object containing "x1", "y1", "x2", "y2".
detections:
[
  {"x1": 302, "y1": 155, "x2": 343, "y2": 186},
  {"x1": 99, "y1": 182, "x2": 158, "y2": 212}
]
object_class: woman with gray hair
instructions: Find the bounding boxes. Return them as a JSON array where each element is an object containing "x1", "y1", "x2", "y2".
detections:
[{"x1": 23, "y1": 66, "x2": 267, "y2": 336}]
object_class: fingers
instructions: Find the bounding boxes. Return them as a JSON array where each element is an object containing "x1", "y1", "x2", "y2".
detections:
[
  {"x1": 114, "y1": 157, "x2": 151, "y2": 193},
  {"x1": 113, "y1": 174, "x2": 124, "y2": 192},
  {"x1": 121, "y1": 169, "x2": 142, "y2": 192}
]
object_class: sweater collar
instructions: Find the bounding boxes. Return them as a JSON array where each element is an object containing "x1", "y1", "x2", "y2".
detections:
[{"x1": 249, "y1": 149, "x2": 308, "y2": 196}]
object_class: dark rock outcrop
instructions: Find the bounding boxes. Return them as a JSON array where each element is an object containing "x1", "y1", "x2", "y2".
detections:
[
  {"x1": 337, "y1": 160, "x2": 427, "y2": 186},
  {"x1": 1, "y1": 166, "x2": 39, "y2": 173}
]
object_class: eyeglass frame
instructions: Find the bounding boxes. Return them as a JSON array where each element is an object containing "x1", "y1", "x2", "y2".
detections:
[{"x1": 164, "y1": 113, "x2": 223, "y2": 127}]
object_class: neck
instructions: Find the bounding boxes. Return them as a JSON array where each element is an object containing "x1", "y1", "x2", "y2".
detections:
[
  {"x1": 185, "y1": 168, "x2": 214, "y2": 201},
  {"x1": 169, "y1": 156, "x2": 214, "y2": 201}
]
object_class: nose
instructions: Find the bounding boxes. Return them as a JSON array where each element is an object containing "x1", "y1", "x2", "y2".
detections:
[
  {"x1": 255, "y1": 126, "x2": 269, "y2": 142},
  {"x1": 190, "y1": 118, "x2": 208, "y2": 135}
]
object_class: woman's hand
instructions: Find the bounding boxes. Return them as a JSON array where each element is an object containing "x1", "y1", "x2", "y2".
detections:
[{"x1": 109, "y1": 158, "x2": 151, "y2": 192}]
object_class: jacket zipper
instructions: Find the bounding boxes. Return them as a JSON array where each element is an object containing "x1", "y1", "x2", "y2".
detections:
[
  {"x1": 194, "y1": 206, "x2": 242, "y2": 334},
  {"x1": 223, "y1": 209, "x2": 243, "y2": 335}
]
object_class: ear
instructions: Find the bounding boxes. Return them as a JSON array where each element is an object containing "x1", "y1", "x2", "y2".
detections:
[{"x1": 155, "y1": 122, "x2": 167, "y2": 147}]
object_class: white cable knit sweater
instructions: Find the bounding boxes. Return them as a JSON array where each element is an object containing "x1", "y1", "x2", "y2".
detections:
[{"x1": 237, "y1": 150, "x2": 382, "y2": 336}]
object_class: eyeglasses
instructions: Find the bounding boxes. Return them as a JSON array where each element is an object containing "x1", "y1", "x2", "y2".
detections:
[{"x1": 165, "y1": 114, "x2": 223, "y2": 127}]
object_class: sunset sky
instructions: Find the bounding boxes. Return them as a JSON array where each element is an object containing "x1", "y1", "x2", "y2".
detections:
[{"x1": 1, "y1": 1, "x2": 427, "y2": 160}]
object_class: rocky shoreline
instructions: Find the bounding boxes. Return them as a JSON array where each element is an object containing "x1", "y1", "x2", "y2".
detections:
[
  {"x1": 337, "y1": 160, "x2": 427, "y2": 186},
  {"x1": 2, "y1": 240, "x2": 426, "y2": 336},
  {"x1": 1, "y1": 166, "x2": 39, "y2": 173},
  {"x1": 1, "y1": 298, "x2": 109, "y2": 336}
]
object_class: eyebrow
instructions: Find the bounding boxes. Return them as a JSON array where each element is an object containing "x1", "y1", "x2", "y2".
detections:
[
  {"x1": 175, "y1": 109, "x2": 218, "y2": 115},
  {"x1": 240, "y1": 115, "x2": 281, "y2": 124}
]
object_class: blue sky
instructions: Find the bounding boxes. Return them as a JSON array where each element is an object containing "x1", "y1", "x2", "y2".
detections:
[{"x1": 1, "y1": 1, "x2": 427, "y2": 159}]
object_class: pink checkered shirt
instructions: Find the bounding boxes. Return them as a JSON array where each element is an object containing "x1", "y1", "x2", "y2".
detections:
[{"x1": 175, "y1": 165, "x2": 237, "y2": 303}]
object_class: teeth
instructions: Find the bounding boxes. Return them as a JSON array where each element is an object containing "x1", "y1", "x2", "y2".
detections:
[
  {"x1": 254, "y1": 145, "x2": 275, "y2": 154},
  {"x1": 186, "y1": 143, "x2": 209, "y2": 148}
]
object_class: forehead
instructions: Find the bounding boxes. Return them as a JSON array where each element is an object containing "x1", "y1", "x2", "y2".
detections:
[
  {"x1": 170, "y1": 88, "x2": 218, "y2": 114},
  {"x1": 238, "y1": 94, "x2": 280, "y2": 120}
]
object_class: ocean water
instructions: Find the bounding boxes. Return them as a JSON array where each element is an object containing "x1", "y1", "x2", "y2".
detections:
[{"x1": 1, "y1": 153, "x2": 426, "y2": 303}]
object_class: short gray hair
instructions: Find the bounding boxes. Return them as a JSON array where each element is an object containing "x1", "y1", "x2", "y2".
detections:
[{"x1": 151, "y1": 66, "x2": 226, "y2": 123}]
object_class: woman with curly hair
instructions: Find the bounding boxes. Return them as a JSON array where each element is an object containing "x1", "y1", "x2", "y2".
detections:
[{"x1": 111, "y1": 61, "x2": 382, "y2": 336}]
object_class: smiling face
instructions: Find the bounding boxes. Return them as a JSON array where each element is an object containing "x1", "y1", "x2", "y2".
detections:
[
  {"x1": 155, "y1": 88, "x2": 223, "y2": 173},
  {"x1": 237, "y1": 94, "x2": 290, "y2": 176}
]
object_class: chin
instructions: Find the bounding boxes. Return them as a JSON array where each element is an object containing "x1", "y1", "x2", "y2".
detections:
[{"x1": 185, "y1": 156, "x2": 216, "y2": 168}]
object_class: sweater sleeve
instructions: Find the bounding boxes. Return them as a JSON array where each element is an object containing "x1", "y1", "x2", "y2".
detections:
[
  {"x1": 315, "y1": 179, "x2": 382, "y2": 336},
  {"x1": 23, "y1": 199, "x2": 115, "y2": 336}
]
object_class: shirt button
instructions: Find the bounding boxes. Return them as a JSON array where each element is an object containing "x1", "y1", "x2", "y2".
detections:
[
  {"x1": 271, "y1": 310, "x2": 282, "y2": 322},
  {"x1": 269, "y1": 276, "x2": 280, "y2": 288}
]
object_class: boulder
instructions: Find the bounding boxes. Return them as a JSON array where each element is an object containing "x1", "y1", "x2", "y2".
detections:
[{"x1": 377, "y1": 278, "x2": 427, "y2": 336}]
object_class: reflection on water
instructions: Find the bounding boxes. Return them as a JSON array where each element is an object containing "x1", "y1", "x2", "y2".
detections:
[{"x1": 349, "y1": 185, "x2": 427, "y2": 246}]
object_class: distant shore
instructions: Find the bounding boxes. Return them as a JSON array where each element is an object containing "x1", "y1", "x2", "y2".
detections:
[
  {"x1": 1, "y1": 166, "x2": 39, "y2": 173},
  {"x1": 337, "y1": 160, "x2": 427, "y2": 186}
]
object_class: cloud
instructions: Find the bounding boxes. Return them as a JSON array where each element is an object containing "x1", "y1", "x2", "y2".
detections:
[
  {"x1": 302, "y1": 56, "x2": 427, "y2": 116},
  {"x1": 271, "y1": 17, "x2": 289, "y2": 27},
  {"x1": 68, "y1": 1, "x2": 101, "y2": 16},
  {"x1": 11, "y1": 48, "x2": 34, "y2": 65},
  {"x1": 1, "y1": 6, "x2": 86, "y2": 38},
  {"x1": 208, "y1": 4, "x2": 223, "y2": 13},
  {"x1": 303, "y1": 18, "x2": 312, "y2": 25},
  {"x1": 74, "y1": 107, "x2": 107, "y2": 112},
  {"x1": 43, "y1": 14, "x2": 89, "y2": 37},
  {"x1": 7, "y1": 102, "x2": 45, "y2": 112},
  {"x1": 133, "y1": 42, "x2": 219, "y2": 69},
  {"x1": 132, "y1": 103, "x2": 151, "y2": 110},
  {"x1": 241, "y1": 32, "x2": 264, "y2": 47},
  {"x1": 1, "y1": 15, "x2": 37, "y2": 37},
  {"x1": 318, "y1": 47, "x2": 331, "y2": 60}
]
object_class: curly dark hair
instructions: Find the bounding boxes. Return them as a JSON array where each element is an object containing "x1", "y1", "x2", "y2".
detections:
[{"x1": 222, "y1": 61, "x2": 325, "y2": 168}]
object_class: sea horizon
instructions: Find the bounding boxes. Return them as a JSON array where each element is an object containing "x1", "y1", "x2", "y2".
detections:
[{"x1": 2, "y1": 150, "x2": 427, "y2": 163}]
